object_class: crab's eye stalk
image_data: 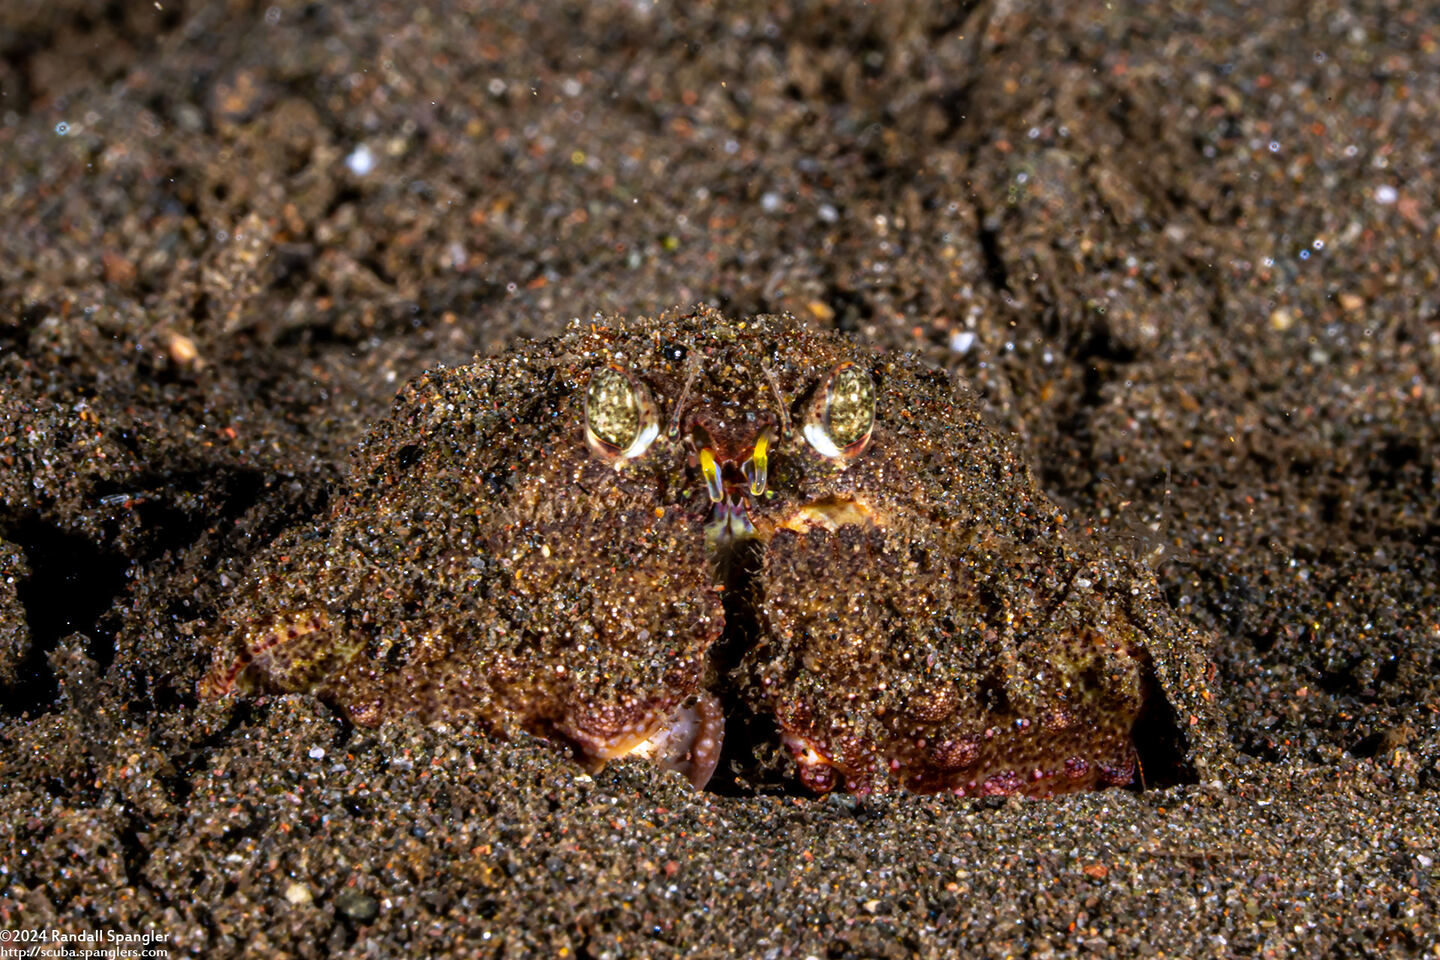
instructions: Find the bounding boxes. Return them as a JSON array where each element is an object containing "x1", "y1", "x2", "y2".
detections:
[
  {"x1": 803, "y1": 362, "x2": 875, "y2": 460},
  {"x1": 585, "y1": 365, "x2": 659, "y2": 462}
]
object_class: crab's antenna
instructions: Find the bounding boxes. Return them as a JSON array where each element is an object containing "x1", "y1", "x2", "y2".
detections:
[
  {"x1": 761, "y1": 360, "x2": 790, "y2": 436},
  {"x1": 667, "y1": 347, "x2": 701, "y2": 437}
]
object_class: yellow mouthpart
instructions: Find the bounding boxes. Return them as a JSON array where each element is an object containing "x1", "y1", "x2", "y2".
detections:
[
  {"x1": 701, "y1": 435, "x2": 771, "y2": 501},
  {"x1": 748, "y1": 433, "x2": 769, "y2": 496},
  {"x1": 699, "y1": 447, "x2": 724, "y2": 502}
]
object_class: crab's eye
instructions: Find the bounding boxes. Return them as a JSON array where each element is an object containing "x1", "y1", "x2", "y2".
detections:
[
  {"x1": 803, "y1": 362, "x2": 875, "y2": 459},
  {"x1": 585, "y1": 365, "x2": 659, "y2": 461}
]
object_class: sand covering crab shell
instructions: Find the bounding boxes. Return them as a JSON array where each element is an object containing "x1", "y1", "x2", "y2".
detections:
[{"x1": 199, "y1": 307, "x2": 1222, "y2": 795}]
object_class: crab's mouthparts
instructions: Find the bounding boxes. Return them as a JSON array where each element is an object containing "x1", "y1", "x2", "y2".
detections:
[
  {"x1": 697, "y1": 440, "x2": 768, "y2": 552},
  {"x1": 698, "y1": 435, "x2": 769, "y2": 502},
  {"x1": 706, "y1": 495, "x2": 756, "y2": 545}
]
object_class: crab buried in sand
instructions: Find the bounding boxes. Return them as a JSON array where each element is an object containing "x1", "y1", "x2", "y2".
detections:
[{"x1": 199, "y1": 306, "x2": 1220, "y2": 795}]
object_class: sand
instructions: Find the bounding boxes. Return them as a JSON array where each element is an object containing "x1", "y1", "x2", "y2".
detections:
[{"x1": 0, "y1": 0, "x2": 1436, "y2": 955}]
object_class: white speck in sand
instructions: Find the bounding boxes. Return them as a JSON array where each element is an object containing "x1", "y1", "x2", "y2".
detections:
[{"x1": 346, "y1": 144, "x2": 376, "y2": 176}]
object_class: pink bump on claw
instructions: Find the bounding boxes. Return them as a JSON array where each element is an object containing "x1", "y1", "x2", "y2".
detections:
[
  {"x1": 1098, "y1": 756, "x2": 1136, "y2": 787},
  {"x1": 980, "y1": 770, "x2": 1023, "y2": 796}
]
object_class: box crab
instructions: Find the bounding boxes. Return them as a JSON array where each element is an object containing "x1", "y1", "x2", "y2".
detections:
[{"x1": 199, "y1": 306, "x2": 1221, "y2": 795}]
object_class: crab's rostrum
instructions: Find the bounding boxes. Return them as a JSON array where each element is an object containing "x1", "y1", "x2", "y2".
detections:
[{"x1": 200, "y1": 307, "x2": 1222, "y2": 795}]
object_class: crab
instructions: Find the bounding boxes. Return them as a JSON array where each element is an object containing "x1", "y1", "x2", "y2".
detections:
[{"x1": 199, "y1": 306, "x2": 1220, "y2": 795}]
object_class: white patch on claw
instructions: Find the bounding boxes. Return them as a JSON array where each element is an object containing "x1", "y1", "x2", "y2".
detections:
[
  {"x1": 630, "y1": 691, "x2": 724, "y2": 789},
  {"x1": 782, "y1": 732, "x2": 839, "y2": 793},
  {"x1": 783, "y1": 732, "x2": 829, "y2": 769}
]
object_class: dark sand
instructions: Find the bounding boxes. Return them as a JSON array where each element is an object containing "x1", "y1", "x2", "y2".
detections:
[{"x1": 1, "y1": 0, "x2": 1436, "y2": 955}]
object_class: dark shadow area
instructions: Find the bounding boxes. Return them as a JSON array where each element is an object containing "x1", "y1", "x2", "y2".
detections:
[
  {"x1": 1131, "y1": 672, "x2": 1198, "y2": 792},
  {"x1": 703, "y1": 536, "x2": 798, "y2": 797},
  {"x1": 1, "y1": 520, "x2": 129, "y2": 717}
]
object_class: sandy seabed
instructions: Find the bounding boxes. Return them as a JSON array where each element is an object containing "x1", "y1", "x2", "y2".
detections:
[{"x1": 0, "y1": 1, "x2": 1436, "y2": 956}]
